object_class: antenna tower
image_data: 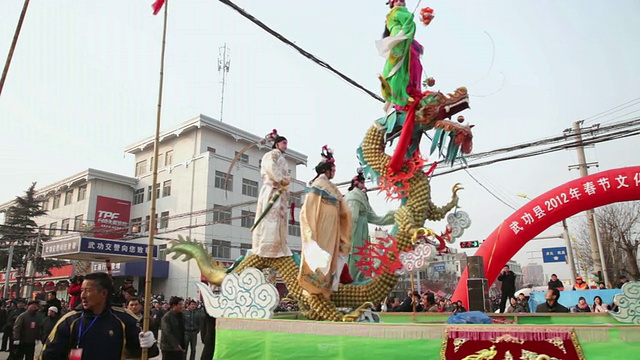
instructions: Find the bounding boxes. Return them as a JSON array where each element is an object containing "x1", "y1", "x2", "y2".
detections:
[{"x1": 218, "y1": 43, "x2": 231, "y2": 122}]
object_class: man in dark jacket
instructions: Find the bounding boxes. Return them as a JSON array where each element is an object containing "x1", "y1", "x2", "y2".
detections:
[
  {"x1": 160, "y1": 296, "x2": 185, "y2": 360},
  {"x1": 45, "y1": 292, "x2": 62, "y2": 315},
  {"x1": 41, "y1": 272, "x2": 158, "y2": 360},
  {"x1": 536, "y1": 288, "x2": 569, "y2": 313},
  {"x1": 200, "y1": 313, "x2": 216, "y2": 360},
  {"x1": 547, "y1": 274, "x2": 564, "y2": 291},
  {"x1": 40, "y1": 307, "x2": 60, "y2": 344},
  {"x1": 12, "y1": 300, "x2": 41, "y2": 360},
  {"x1": 497, "y1": 265, "x2": 516, "y2": 313},
  {"x1": 3, "y1": 299, "x2": 26, "y2": 354}
]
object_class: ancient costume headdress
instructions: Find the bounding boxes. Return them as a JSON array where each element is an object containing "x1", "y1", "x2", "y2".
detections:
[
  {"x1": 310, "y1": 145, "x2": 335, "y2": 184},
  {"x1": 348, "y1": 168, "x2": 366, "y2": 191},
  {"x1": 269, "y1": 129, "x2": 287, "y2": 149}
]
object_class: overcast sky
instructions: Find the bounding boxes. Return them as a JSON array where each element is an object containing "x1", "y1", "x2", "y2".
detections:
[{"x1": 1, "y1": 1, "x2": 639, "y2": 281}]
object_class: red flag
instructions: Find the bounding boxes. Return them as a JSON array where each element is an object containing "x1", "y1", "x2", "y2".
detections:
[{"x1": 151, "y1": 0, "x2": 165, "y2": 15}]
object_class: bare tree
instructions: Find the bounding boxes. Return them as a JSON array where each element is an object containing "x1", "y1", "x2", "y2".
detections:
[
  {"x1": 596, "y1": 202, "x2": 640, "y2": 283},
  {"x1": 571, "y1": 201, "x2": 640, "y2": 286}
]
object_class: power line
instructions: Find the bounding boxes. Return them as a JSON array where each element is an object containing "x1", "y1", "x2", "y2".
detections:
[
  {"x1": 216, "y1": 0, "x2": 384, "y2": 103},
  {"x1": 463, "y1": 169, "x2": 517, "y2": 211}
]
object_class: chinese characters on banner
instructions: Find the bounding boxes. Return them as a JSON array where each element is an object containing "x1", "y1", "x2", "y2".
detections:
[
  {"x1": 94, "y1": 196, "x2": 132, "y2": 239},
  {"x1": 41, "y1": 237, "x2": 81, "y2": 257},
  {"x1": 79, "y1": 238, "x2": 157, "y2": 258},
  {"x1": 508, "y1": 170, "x2": 640, "y2": 236},
  {"x1": 450, "y1": 167, "x2": 640, "y2": 306}
]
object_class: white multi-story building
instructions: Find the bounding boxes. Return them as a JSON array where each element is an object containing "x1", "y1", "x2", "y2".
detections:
[
  {"x1": 0, "y1": 168, "x2": 139, "y2": 296},
  {"x1": 0, "y1": 168, "x2": 137, "y2": 239},
  {"x1": 124, "y1": 114, "x2": 308, "y2": 298}
]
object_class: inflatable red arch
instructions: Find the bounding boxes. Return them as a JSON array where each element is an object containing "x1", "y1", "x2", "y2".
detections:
[{"x1": 452, "y1": 166, "x2": 640, "y2": 306}]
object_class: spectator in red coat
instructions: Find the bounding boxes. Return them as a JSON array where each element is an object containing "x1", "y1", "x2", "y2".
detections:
[{"x1": 68, "y1": 275, "x2": 84, "y2": 310}]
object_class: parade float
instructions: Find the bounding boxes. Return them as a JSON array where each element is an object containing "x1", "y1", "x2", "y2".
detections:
[{"x1": 164, "y1": 2, "x2": 640, "y2": 359}]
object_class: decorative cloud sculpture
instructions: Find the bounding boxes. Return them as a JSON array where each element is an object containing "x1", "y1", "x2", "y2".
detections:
[
  {"x1": 447, "y1": 210, "x2": 471, "y2": 240},
  {"x1": 395, "y1": 242, "x2": 437, "y2": 275},
  {"x1": 610, "y1": 281, "x2": 640, "y2": 324},
  {"x1": 196, "y1": 267, "x2": 279, "y2": 319}
]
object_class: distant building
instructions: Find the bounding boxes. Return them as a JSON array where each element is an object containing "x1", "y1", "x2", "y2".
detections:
[
  {"x1": 522, "y1": 263, "x2": 544, "y2": 286},
  {"x1": 0, "y1": 168, "x2": 139, "y2": 297}
]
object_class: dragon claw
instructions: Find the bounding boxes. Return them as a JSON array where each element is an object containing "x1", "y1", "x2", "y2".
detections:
[
  {"x1": 342, "y1": 302, "x2": 375, "y2": 322},
  {"x1": 452, "y1": 183, "x2": 464, "y2": 195},
  {"x1": 410, "y1": 227, "x2": 436, "y2": 244}
]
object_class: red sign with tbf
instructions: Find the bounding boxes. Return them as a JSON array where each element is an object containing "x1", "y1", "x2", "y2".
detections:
[{"x1": 94, "y1": 196, "x2": 131, "y2": 239}]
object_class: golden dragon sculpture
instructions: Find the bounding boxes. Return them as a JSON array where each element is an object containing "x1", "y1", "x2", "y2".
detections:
[{"x1": 167, "y1": 87, "x2": 473, "y2": 321}]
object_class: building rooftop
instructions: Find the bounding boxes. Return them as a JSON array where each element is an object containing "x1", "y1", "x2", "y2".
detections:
[
  {"x1": 123, "y1": 114, "x2": 308, "y2": 166},
  {"x1": 0, "y1": 168, "x2": 138, "y2": 210}
]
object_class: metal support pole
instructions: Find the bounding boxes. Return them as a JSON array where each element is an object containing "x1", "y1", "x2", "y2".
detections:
[
  {"x1": 561, "y1": 220, "x2": 578, "y2": 282},
  {"x1": 3, "y1": 245, "x2": 14, "y2": 298},
  {"x1": 592, "y1": 216, "x2": 610, "y2": 287},
  {"x1": 0, "y1": 0, "x2": 30, "y2": 98}
]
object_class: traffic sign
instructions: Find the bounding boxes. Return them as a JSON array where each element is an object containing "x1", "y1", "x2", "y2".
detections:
[{"x1": 542, "y1": 247, "x2": 567, "y2": 263}]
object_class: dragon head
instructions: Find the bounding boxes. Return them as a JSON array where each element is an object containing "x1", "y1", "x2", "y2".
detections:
[{"x1": 415, "y1": 87, "x2": 470, "y2": 127}]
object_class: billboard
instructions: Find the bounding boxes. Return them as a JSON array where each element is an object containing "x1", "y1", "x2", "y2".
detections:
[{"x1": 94, "y1": 196, "x2": 131, "y2": 239}]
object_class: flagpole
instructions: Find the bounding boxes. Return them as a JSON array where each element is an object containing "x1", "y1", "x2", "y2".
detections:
[
  {"x1": 142, "y1": 1, "x2": 168, "y2": 358},
  {"x1": 0, "y1": 0, "x2": 30, "y2": 98}
]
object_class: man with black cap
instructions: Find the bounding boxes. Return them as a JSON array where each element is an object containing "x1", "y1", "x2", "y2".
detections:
[
  {"x1": 12, "y1": 300, "x2": 41, "y2": 360},
  {"x1": 251, "y1": 131, "x2": 293, "y2": 258}
]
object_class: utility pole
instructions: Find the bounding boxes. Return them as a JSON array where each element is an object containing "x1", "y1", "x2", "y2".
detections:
[
  {"x1": 3, "y1": 245, "x2": 14, "y2": 298},
  {"x1": 23, "y1": 231, "x2": 41, "y2": 298},
  {"x1": 218, "y1": 43, "x2": 231, "y2": 122},
  {"x1": 567, "y1": 120, "x2": 606, "y2": 285},
  {"x1": 561, "y1": 220, "x2": 578, "y2": 281}
]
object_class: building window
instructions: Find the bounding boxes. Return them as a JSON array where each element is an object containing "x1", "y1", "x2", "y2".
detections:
[
  {"x1": 288, "y1": 220, "x2": 301, "y2": 237},
  {"x1": 77, "y1": 185, "x2": 87, "y2": 201},
  {"x1": 131, "y1": 217, "x2": 142, "y2": 233},
  {"x1": 39, "y1": 226, "x2": 46, "y2": 234},
  {"x1": 213, "y1": 205, "x2": 231, "y2": 225},
  {"x1": 241, "y1": 178, "x2": 258, "y2": 197},
  {"x1": 61, "y1": 219, "x2": 70, "y2": 234},
  {"x1": 241, "y1": 210, "x2": 255, "y2": 228},
  {"x1": 158, "y1": 153, "x2": 164, "y2": 169},
  {"x1": 234, "y1": 151, "x2": 249, "y2": 164},
  {"x1": 240, "y1": 243, "x2": 252, "y2": 256},
  {"x1": 160, "y1": 211, "x2": 169, "y2": 229},
  {"x1": 215, "y1": 171, "x2": 233, "y2": 191},
  {"x1": 291, "y1": 193, "x2": 302, "y2": 206},
  {"x1": 165, "y1": 150, "x2": 173, "y2": 166},
  {"x1": 211, "y1": 239, "x2": 231, "y2": 259},
  {"x1": 162, "y1": 180, "x2": 172, "y2": 197},
  {"x1": 135, "y1": 160, "x2": 147, "y2": 176},
  {"x1": 52, "y1": 194, "x2": 61, "y2": 209},
  {"x1": 147, "y1": 184, "x2": 160, "y2": 201},
  {"x1": 41, "y1": 199, "x2": 49, "y2": 211},
  {"x1": 64, "y1": 190, "x2": 73, "y2": 206},
  {"x1": 207, "y1": 146, "x2": 216, "y2": 153},
  {"x1": 73, "y1": 215, "x2": 83, "y2": 231},
  {"x1": 144, "y1": 214, "x2": 158, "y2": 232},
  {"x1": 133, "y1": 188, "x2": 144, "y2": 205},
  {"x1": 149, "y1": 156, "x2": 154, "y2": 171},
  {"x1": 158, "y1": 244, "x2": 168, "y2": 261},
  {"x1": 49, "y1": 222, "x2": 56, "y2": 236}
]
